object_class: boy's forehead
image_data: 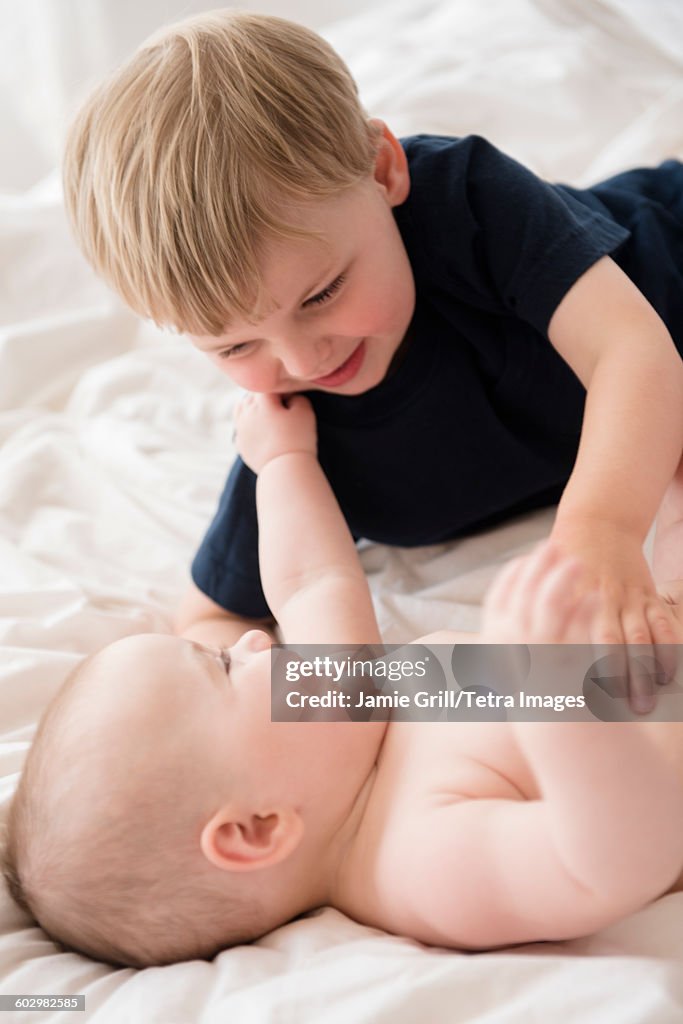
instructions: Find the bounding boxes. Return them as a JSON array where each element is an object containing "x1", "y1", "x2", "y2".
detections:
[{"x1": 195, "y1": 181, "x2": 375, "y2": 338}]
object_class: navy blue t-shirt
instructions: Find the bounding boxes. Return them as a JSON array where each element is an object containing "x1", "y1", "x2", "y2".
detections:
[{"x1": 192, "y1": 135, "x2": 683, "y2": 617}]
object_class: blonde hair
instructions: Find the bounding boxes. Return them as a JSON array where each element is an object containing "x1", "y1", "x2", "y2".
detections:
[
  {"x1": 2, "y1": 655, "x2": 269, "y2": 968},
  {"x1": 62, "y1": 10, "x2": 380, "y2": 335}
]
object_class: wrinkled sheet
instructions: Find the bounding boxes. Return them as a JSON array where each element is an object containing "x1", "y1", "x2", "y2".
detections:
[{"x1": 1, "y1": 0, "x2": 683, "y2": 1020}]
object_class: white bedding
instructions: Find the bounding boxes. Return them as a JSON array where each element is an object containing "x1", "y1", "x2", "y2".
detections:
[{"x1": 2, "y1": 0, "x2": 683, "y2": 1020}]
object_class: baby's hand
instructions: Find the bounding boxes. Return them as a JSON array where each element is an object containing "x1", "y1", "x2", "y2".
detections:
[
  {"x1": 233, "y1": 393, "x2": 317, "y2": 473},
  {"x1": 481, "y1": 540, "x2": 597, "y2": 644}
]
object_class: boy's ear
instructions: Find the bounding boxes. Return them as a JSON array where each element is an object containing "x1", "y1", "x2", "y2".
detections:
[
  {"x1": 370, "y1": 119, "x2": 410, "y2": 206},
  {"x1": 200, "y1": 804, "x2": 304, "y2": 873}
]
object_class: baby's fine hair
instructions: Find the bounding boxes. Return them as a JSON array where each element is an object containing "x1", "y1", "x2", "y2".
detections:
[
  {"x1": 2, "y1": 653, "x2": 267, "y2": 968},
  {"x1": 62, "y1": 9, "x2": 380, "y2": 335}
]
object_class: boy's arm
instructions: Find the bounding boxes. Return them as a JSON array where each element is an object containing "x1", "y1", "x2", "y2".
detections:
[
  {"x1": 652, "y1": 454, "x2": 683, "y2": 585},
  {"x1": 235, "y1": 393, "x2": 381, "y2": 646},
  {"x1": 547, "y1": 255, "x2": 683, "y2": 649}
]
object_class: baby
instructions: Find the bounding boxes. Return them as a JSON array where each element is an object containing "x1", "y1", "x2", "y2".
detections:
[{"x1": 4, "y1": 395, "x2": 683, "y2": 968}]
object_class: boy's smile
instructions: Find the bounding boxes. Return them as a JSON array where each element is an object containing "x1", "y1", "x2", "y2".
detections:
[
  {"x1": 310, "y1": 339, "x2": 367, "y2": 388},
  {"x1": 191, "y1": 125, "x2": 415, "y2": 396}
]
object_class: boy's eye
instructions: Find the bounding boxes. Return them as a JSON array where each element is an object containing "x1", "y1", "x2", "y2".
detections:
[
  {"x1": 218, "y1": 341, "x2": 251, "y2": 360},
  {"x1": 216, "y1": 273, "x2": 346, "y2": 359},
  {"x1": 303, "y1": 274, "x2": 346, "y2": 308}
]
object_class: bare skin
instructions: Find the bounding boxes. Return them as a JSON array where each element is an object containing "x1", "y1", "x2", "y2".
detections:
[
  {"x1": 89, "y1": 397, "x2": 683, "y2": 953},
  {"x1": 210, "y1": 394, "x2": 683, "y2": 948}
]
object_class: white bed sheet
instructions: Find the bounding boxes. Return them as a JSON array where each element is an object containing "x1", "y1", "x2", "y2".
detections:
[{"x1": 1, "y1": 0, "x2": 683, "y2": 1020}]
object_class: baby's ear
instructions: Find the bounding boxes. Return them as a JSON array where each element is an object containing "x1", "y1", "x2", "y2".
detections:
[{"x1": 200, "y1": 805, "x2": 303, "y2": 873}]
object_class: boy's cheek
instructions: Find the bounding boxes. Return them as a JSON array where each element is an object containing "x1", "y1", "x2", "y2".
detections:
[
  {"x1": 210, "y1": 356, "x2": 276, "y2": 393},
  {"x1": 347, "y1": 291, "x2": 408, "y2": 340},
  {"x1": 223, "y1": 360, "x2": 284, "y2": 391},
  {"x1": 224, "y1": 373, "x2": 273, "y2": 394},
  {"x1": 358, "y1": 268, "x2": 415, "y2": 336},
  {"x1": 188, "y1": 338, "x2": 273, "y2": 393}
]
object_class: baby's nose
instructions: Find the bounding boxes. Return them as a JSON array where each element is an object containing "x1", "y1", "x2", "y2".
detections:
[{"x1": 235, "y1": 629, "x2": 271, "y2": 656}]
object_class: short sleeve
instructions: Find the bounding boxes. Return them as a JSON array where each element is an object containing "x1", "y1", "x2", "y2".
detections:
[
  {"x1": 400, "y1": 135, "x2": 630, "y2": 335},
  {"x1": 190, "y1": 457, "x2": 271, "y2": 618}
]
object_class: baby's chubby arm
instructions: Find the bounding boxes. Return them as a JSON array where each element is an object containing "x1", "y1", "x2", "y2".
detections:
[
  {"x1": 234, "y1": 393, "x2": 381, "y2": 645},
  {"x1": 392, "y1": 723, "x2": 683, "y2": 949},
  {"x1": 384, "y1": 544, "x2": 683, "y2": 948},
  {"x1": 173, "y1": 582, "x2": 275, "y2": 648}
]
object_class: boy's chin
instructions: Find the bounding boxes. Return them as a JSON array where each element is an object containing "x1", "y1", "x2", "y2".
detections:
[{"x1": 313, "y1": 376, "x2": 377, "y2": 397}]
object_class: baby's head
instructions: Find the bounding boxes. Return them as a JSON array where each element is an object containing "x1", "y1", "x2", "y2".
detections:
[
  {"x1": 2, "y1": 631, "x2": 309, "y2": 967},
  {"x1": 62, "y1": 9, "x2": 381, "y2": 337}
]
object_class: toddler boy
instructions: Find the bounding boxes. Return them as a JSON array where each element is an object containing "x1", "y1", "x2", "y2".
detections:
[
  {"x1": 61, "y1": 11, "x2": 683, "y2": 691},
  {"x1": 4, "y1": 394, "x2": 683, "y2": 968}
]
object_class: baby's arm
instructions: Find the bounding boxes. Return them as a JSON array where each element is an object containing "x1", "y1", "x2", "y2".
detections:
[
  {"x1": 234, "y1": 393, "x2": 380, "y2": 645},
  {"x1": 173, "y1": 581, "x2": 275, "y2": 648},
  {"x1": 390, "y1": 723, "x2": 683, "y2": 949},
  {"x1": 386, "y1": 545, "x2": 683, "y2": 948}
]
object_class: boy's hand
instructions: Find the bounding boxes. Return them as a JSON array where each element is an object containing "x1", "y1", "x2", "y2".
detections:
[
  {"x1": 550, "y1": 521, "x2": 679, "y2": 645},
  {"x1": 234, "y1": 393, "x2": 317, "y2": 474},
  {"x1": 481, "y1": 541, "x2": 597, "y2": 644},
  {"x1": 550, "y1": 520, "x2": 681, "y2": 712}
]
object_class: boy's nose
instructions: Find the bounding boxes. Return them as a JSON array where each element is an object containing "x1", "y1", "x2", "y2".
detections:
[{"x1": 277, "y1": 338, "x2": 331, "y2": 380}]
